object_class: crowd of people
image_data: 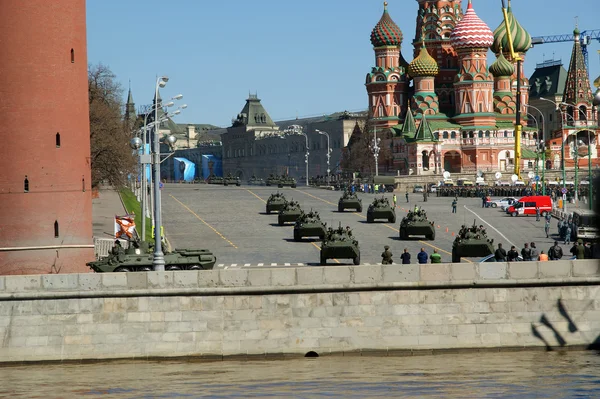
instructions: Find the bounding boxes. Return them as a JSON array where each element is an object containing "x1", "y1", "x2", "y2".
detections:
[
  {"x1": 381, "y1": 246, "x2": 442, "y2": 265},
  {"x1": 493, "y1": 239, "x2": 595, "y2": 261}
]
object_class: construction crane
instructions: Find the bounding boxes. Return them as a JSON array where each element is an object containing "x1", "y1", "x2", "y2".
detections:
[{"x1": 531, "y1": 29, "x2": 600, "y2": 78}]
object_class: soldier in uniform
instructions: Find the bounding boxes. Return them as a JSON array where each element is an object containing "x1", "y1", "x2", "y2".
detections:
[{"x1": 381, "y1": 245, "x2": 393, "y2": 264}]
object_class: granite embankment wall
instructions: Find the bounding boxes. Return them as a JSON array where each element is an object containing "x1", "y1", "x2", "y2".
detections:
[{"x1": 0, "y1": 260, "x2": 599, "y2": 363}]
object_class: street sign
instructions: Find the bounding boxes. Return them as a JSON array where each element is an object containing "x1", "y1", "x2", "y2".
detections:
[
  {"x1": 528, "y1": 171, "x2": 535, "y2": 179},
  {"x1": 561, "y1": 188, "x2": 567, "y2": 194},
  {"x1": 562, "y1": 194, "x2": 567, "y2": 201},
  {"x1": 535, "y1": 176, "x2": 540, "y2": 181}
]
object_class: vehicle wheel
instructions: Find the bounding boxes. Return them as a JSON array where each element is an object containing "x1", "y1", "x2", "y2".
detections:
[
  {"x1": 357, "y1": 207, "x2": 362, "y2": 213},
  {"x1": 511, "y1": 211, "x2": 518, "y2": 217},
  {"x1": 266, "y1": 208, "x2": 271, "y2": 214},
  {"x1": 224, "y1": 182, "x2": 228, "y2": 186},
  {"x1": 236, "y1": 183, "x2": 241, "y2": 187},
  {"x1": 452, "y1": 248, "x2": 460, "y2": 263},
  {"x1": 541, "y1": 211, "x2": 548, "y2": 217},
  {"x1": 294, "y1": 230, "x2": 300, "y2": 241},
  {"x1": 166, "y1": 265, "x2": 181, "y2": 271},
  {"x1": 338, "y1": 205, "x2": 343, "y2": 212},
  {"x1": 291, "y1": 185, "x2": 296, "y2": 188},
  {"x1": 278, "y1": 184, "x2": 283, "y2": 188},
  {"x1": 389, "y1": 214, "x2": 396, "y2": 224},
  {"x1": 320, "y1": 253, "x2": 327, "y2": 265},
  {"x1": 367, "y1": 215, "x2": 374, "y2": 223},
  {"x1": 429, "y1": 231, "x2": 436, "y2": 240},
  {"x1": 491, "y1": 203, "x2": 497, "y2": 208},
  {"x1": 138, "y1": 266, "x2": 152, "y2": 272},
  {"x1": 278, "y1": 218, "x2": 285, "y2": 226},
  {"x1": 353, "y1": 253, "x2": 360, "y2": 265},
  {"x1": 114, "y1": 267, "x2": 130, "y2": 273},
  {"x1": 319, "y1": 234, "x2": 325, "y2": 240},
  {"x1": 188, "y1": 265, "x2": 202, "y2": 270}
]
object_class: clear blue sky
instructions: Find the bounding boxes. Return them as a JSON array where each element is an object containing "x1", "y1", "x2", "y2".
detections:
[{"x1": 87, "y1": 0, "x2": 599, "y2": 127}]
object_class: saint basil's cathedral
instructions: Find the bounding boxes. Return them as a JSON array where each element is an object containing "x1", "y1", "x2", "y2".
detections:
[{"x1": 365, "y1": 0, "x2": 599, "y2": 176}]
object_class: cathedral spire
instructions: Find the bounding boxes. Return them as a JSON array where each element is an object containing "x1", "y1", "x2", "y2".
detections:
[
  {"x1": 124, "y1": 82, "x2": 136, "y2": 129},
  {"x1": 562, "y1": 25, "x2": 593, "y2": 105}
]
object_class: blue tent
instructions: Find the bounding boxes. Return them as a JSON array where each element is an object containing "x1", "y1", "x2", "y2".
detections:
[
  {"x1": 173, "y1": 157, "x2": 196, "y2": 182},
  {"x1": 201, "y1": 155, "x2": 222, "y2": 179}
]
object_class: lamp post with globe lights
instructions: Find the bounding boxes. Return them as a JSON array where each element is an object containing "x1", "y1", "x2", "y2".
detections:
[
  {"x1": 525, "y1": 104, "x2": 546, "y2": 194},
  {"x1": 591, "y1": 84, "x2": 600, "y2": 210},
  {"x1": 285, "y1": 125, "x2": 309, "y2": 186},
  {"x1": 315, "y1": 129, "x2": 331, "y2": 187},
  {"x1": 370, "y1": 127, "x2": 381, "y2": 177}
]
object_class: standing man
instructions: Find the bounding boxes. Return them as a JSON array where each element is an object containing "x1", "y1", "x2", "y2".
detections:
[
  {"x1": 548, "y1": 241, "x2": 563, "y2": 260},
  {"x1": 495, "y1": 243, "x2": 507, "y2": 262},
  {"x1": 381, "y1": 245, "x2": 393, "y2": 265},
  {"x1": 530, "y1": 242, "x2": 539, "y2": 261},
  {"x1": 417, "y1": 248, "x2": 428, "y2": 264},
  {"x1": 544, "y1": 215, "x2": 551, "y2": 238},
  {"x1": 392, "y1": 194, "x2": 397, "y2": 208},
  {"x1": 565, "y1": 223, "x2": 572, "y2": 245},
  {"x1": 451, "y1": 198, "x2": 457, "y2": 214},
  {"x1": 521, "y1": 242, "x2": 532, "y2": 261},
  {"x1": 507, "y1": 245, "x2": 519, "y2": 261},
  {"x1": 405, "y1": 191, "x2": 409, "y2": 203},
  {"x1": 575, "y1": 240, "x2": 585, "y2": 259},
  {"x1": 535, "y1": 206, "x2": 541, "y2": 222},
  {"x1": 430, "y1": 249, "x2": 441, "y2": 263},
  {"x1": 423, "y1": 191, "x2": 428, "y2": 202},
  {"x1": 400, "y1": 248, "x2": 411, "y2": 264}
]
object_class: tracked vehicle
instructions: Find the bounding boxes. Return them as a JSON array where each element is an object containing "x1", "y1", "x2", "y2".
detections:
[
  {"x1": 247, "y1": 175, "x2": 265, "y2": 186},
  {"x1": 207, "y1": 175, "x2": 224, "y2": 185},
  {"x1": 278, "y1": 176, "x2": 297, "y2": 188},
  {"x1": 223, "y1": 173, "x2": 241, "y2": 186}
]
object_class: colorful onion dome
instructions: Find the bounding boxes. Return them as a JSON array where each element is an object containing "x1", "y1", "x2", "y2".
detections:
[
  {"x1": 489, "y1": 50, "x2": 514, "y2": 77},
  {"x1": 450, "y1": 0, "x2": 494, "y2": 50},
  {"x1": 370, "y1": 2, "x2": 403, "y2": 47},
  {"x1": 408, "y1": 41, "x2": 439, "y2": 77},
  {"x1": 594, "y1": 74, "x2": 600, "y2": 89},
  {"x1": 491, "y1": 0, "x2": 532, "y2": 54}
]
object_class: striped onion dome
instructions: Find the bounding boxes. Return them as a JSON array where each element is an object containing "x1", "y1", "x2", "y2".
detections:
[
  {"x1": 450, "y1": 0, "x2": 494, "y2": 50},
  {"x1": 408, "y1": 41, "x2": 439, "y2": 77},
  {"x1": 491, "y1": 0, "x2": 532, "y2": 54},
  {"x1": 489, "y1": 51, "x2": 515, "y2": 77},
  {"x1": 370, "y1": 2, "x2": 403, "y2": 47}
]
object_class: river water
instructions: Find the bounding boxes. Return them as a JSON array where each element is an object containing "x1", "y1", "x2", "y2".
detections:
[{"x1": 1, "y1": 351, "x2": 598, "y2": 398}]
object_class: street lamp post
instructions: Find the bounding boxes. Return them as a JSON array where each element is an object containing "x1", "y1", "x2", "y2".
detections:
[
  {"x1": 526, "y1": 111, "x2": 539, "y2": 181},
  {"x1": 525, "y1": 104, "x2": 546, "y2": 195},
  {"x1": 285, "y1": 125, "x2": 309, "y2": 186},
  {"x1": 315, "y1": 130, "x2": 331, "y2": 187},
  {"x1": 370, "y1": 127, "x2": 381, "y2": 177},
  {"x1": 591, "y1": 87, "x2": 600, "y2": 210}
]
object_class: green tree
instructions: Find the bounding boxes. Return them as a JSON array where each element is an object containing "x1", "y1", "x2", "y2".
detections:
[{"x1": 89, "y1": 63, "x2": 137, "y2": 188}]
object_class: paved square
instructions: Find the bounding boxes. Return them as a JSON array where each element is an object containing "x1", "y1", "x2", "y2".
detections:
[{"x1": 161, "y1": 184, "x2": 561, "y2": 268}]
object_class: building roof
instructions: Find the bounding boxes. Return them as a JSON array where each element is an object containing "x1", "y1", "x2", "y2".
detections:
[
  {"x1": 370, "y1": 2, "x2": 403, "y2": 48},
  {"x1": 408, "y1": 39, "x2": 439, "y2": 77},
  {"x1": 450, "y1": 0, "x2": 494, "y2": 50},
  {"x1": 563, "y1": 29, "x2": 594, "y2": 104},
  {"x1": 412, "y1": 115, "x2": 437, "y2": 142},
  {"x1": 231, "y1": 94, "x2": 277, "y2": 129},
  {"x1": 489, "y1": 51, "x2": 514, "y2": 77},
  {"x1": 491, "y1": 0, "x2": 531, "y2": 55},
  {"x1": 528, "y1": 61, "x2": 568, "y2": 98}
]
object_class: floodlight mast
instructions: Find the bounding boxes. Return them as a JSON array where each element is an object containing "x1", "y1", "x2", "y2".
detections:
[{"x1": 501, "y1": 0, "x2": 523, "y2": 179}]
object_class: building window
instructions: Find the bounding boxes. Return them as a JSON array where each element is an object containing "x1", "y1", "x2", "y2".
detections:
[
  {"x1": 82, "y1": 176, "x2": 85, "y2": 192},
  {"x1": 451, "y1": 131, "x2": 456, "y2": 139},
  {"x1": 478, "y1": 131, "x2": 483, "y2": 138},
  {"x1": 443, "y1": 131, "x2": 449, "y2": 139},
  {"x1": 71, "y1": 48, "x2": 75, "y2": 63},
  {"x1": 504, "y1": 130, "x2": 508, "y2": 138},
  {"x1": 24, "y1": 176, "x2": 29, "y2": 192},
  {"x1": 54, "y1": 221, "x2": 59, "y2": 238},
  {"x1": 56, "y1": 132, "x2": 61, "y2": 148}
]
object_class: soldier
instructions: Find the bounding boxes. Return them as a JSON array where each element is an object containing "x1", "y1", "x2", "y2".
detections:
[
  {"x1": 423, "y1": 191, "x2": 428, "y2": 202},
  {"x1": 451, "y1": 198, "x2": 457, "y2": 213},
  {"x1": 381, "y1": 245, "x2": 393, "y2": 264},
  {"x1": 405, "y1": 191, "x2": 409, "y2": 203},
  {"x1": 392, "y1": 194, "x2": 397, "y2": 208},
  {"x1": 111, "y1": 240, "x2": 123, "y2": 256}
]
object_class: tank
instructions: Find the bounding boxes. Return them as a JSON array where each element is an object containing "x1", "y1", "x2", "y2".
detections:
[
  {"x1": 399, "y1": 208, "x2": 436, "y2": 240},
  {"x1": 366, "y1": 196, "x2": 396, "y2": 223},
  {"x1": 278, "y1": 176, "x2": 297, "y2": 188},
  {"x1": 247, "y1": 175, "x2": 265, "y2": 186},
  {"x1": 207, "y1": 174, "x2": 224, "y2": 185},
  {"x1": 338, "y1": 191, "x2": 362, "y2": 212},
  {"x1": 451, "y1": 221, "x2": 495, "y2": 263},
  {"x1": 320, "y1": 224, "x2": 360, "y2": 265},
  {"x1": 266, "y1": 192, "x2": 287, "y2": 214},
  {"x1": 223, "y1": 173, "x2": 241, "y2": 186},
  {"x1": 86, "y1": 241, "x2": 216, "y2": 272},
  {"x1": 278, "y1": 199, "x2": 303, "y2": 225},
  {"x1": 265, "y1": 174, "x2": 280, "y2": 187},
  {"x1": 293, "y1": 210, "x2": 327, "y2": 241}
]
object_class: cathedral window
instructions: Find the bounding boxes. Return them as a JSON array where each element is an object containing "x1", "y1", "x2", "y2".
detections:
[
  {"x1": 485, "y1": 131, "x2": 490, "y2": 138},
  {"x1": 24, "y1": 176, "x2": 29, "y2": 192},
  {"x1": 443, "y1": 131, "x2": 448, "y2": 139},
  {"x1": 54, "y1": 221, "x2": 59, "y2": 238},
  {"x1": 478, "y1": 131, "x2": 483, "y2": 138},
  {"x1": 82, "y1": 176, "x2": 85, "y2": 192},
  {"x1": 56, "y1": 132, "x2": 61, "y2": 148},
  {"x1": 71, "y1": 48, "x2": 74, "y2": 63},
  {"x1": 451, "y1": 131, "x2": 456, "y2": 139}
]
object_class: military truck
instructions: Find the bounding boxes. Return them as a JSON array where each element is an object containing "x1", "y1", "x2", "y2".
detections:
[
  {"x1": 278, "y1": 176, "x2": 297, "y2": 188},
  {"x1": 223, "y1": 173, "x2": 241, "y2": 186},
  {"x1": 265, "y1": 175, "x2": 281, "y2": 187},
  {"x1": 451, "y1": 221, "x2": 494, "y2": 263},
  {"x1": 278, "y1": 199, "x2": 303, "y2": 225},
  {"x1": 206, "y1": 174, "x2": 224, "y2": 185},
  {"x1": 247, "y1": 175, "x2": 265, "y2": 186},
  {"x1": 338, "y1": 191, "x2": 362, "y2": 212},
  {"x1": 86, "y1": 241, "x2": 216, "y2": 272},
  {"x1": 293, "y1": 210, "x2": 327, "y2": 241},
  {"x1": 399, "y1": 208, "x2": 435, "y2": 240},
  {"x1": 266, "y1": 192, "x2": 287, "y2": 214},
  {"x1": 366, "y1": 197, "x2": 396, "y2": 223},
  {"x1": 373, "y1": 176, "x2": 396, "y2": 192},
  {"x1": 320, "y1": 224, "x2": 360, "y2": 265}
]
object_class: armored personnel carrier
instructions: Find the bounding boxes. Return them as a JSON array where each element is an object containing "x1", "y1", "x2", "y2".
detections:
[
  {"x1": 278, "y1": 199, "x2": 303, "y2": 225},
  {"x1": 207, "y1": 174, "x2": 224, "y2": 185},
  {"x1": 86, "y1": 242, "x2": 216, "y2": 272},
  {"x1": 266, "y1": 192, "x2": 287, "y2": 214},
  {"x1": 223, "y1": 173, "x2": 241, "y2": 186},
  {"x1": 293, "y1": 210, "x2": 327, "y2": 241},
  {"x1": 451, "y1": 221, "x2": 494, "y2": 263},
  {"x1": 265, "y1": 174, "x2": 281, "y2": 187},
  {"x1": 366, "y1": 197, "x2": 396, "y2": 223},
  {"x1": 278, "y1": 176, "x2": 297, "y2": 188},
  {"x1": 320, "y1": 224, "x2": 360, "y2": 265},
  {"x1": 338, "y1": 191, "x2": 362, "y2": 212},
  {"x1": 247, "y1": 175, "x2": 265, "y2": 186},
  {"x1": 399, "y1": 208, "x2": 435, "y2": 240}
]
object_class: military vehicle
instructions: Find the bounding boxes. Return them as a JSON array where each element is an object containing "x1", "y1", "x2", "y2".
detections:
[
  {"x1": 86, "y1": 241, "x2": 216, "y2": 272},
  {"x1": 265, "y1": 174, "x2": 281, "y2": 187},
  {"x1": 206, "y1": 174, "x2": 224, "y2": 185},
  {"x1": 293, "y1": 210, "x2": 327, "y2": 241},
  {"x1": 399, "y1": 208, "x2": 435, "y2": 240},
  {"x1": 247, "y1": 175, "x2": 265, "y2": 186},
  {"x1": 278, "y1": 176, "x2": 297, "y2": 188},
  {"x1": 320, "y1": 223, "x2": 360, "y2": 265},
  {"x1": 278, "y1": 199, "x2": 303, "y2": 225},
  {"x1": 223, "y1": 173, "x2": 241, "y2": 186},
  {"x1": 366, "y1": 196, "x2": 396, "y2": 223},
  {"x1": 338, "y1": 191, "x2": 362, "y2": 212},
  {"x1": 266, "y1": 192, "x2": 287, "y2": 214},
  {"x1": 451, "y1": 220, "x2": 494, "y2": 263}
]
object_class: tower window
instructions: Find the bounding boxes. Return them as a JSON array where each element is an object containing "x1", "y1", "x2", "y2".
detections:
[
  {"x1": 82, "y1": 176, "x2": 85, "y2": 192},
  {"x1": 56, "y1": 132, "x2": 61, "y2": 148},
  {"x1": 24, "y1": 176, "x2": 29, "y2": 192},
  {"x1": 54, "y1": 221, "x2": 59, "y2": 238},
  {"x1": 71, "y1": 48, "x2": 75, "y2": 63}
]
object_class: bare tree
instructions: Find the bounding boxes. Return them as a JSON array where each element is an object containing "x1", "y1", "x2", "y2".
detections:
[
  {"x1": 89, "y1": 63, "x2": 137, "y2": 188},
  {"x1": 341, "y1": 115, "x2": 393, "y2": 177}
]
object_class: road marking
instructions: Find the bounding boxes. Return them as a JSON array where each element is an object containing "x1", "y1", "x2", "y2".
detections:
[
  {"x1": 284, "y1": 263, "x2": 290, "y2": 266},
  {"x1": 271, "y1": 263, "x2": 277, "y2": 266},
  {"x1": 231, "y1": 263, "x2": 237, "y2": 267},
  {"x1": 169, "y1": 194, "x2": 238, "y2": 249},
  {"x1": 463, "y1": 205, "x2": 515, "y2": 247},
  {"x1": 258, "y1": 263, "x2": 264, "y2": 266},
  {"x1": 246, "y1": 189, "x2": 266, "y2": 203},
  {"x1": 218, "y1": 264, "x2": 224, "y2": 267},
  {"x1": 244, "y1": 263, "x2": 251, "y2": 267}
]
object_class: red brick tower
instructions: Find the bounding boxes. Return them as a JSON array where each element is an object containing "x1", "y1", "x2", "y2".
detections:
[{"x1": 0, "y1": 0, "x2": 93, "y2": 274}]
